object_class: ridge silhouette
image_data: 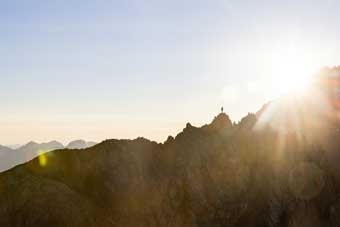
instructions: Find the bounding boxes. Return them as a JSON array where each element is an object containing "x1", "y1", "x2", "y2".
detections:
[{"x1": 0, "y1": 67, "x2": 339, "y2": 226}]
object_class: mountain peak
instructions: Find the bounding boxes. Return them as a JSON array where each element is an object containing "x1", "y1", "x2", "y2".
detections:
[
  {"x1": 0, "y1": 145, "x2": 13, "y2": 153},
  {"x1": 25, "y1": 141, "x2": 38, "y2": 147},
  {"x1": 210, "y1": 112, "x2": 232, "y2": 130},
  {"x1": 47, "y1": 140, "x2": 62, "y2": 144},
  {"x1": 67, "y1": 140, "x2": 86, "y2": 149},
  {"x1": 66, "y1": 140, "x2": 97, "y2": 149}
]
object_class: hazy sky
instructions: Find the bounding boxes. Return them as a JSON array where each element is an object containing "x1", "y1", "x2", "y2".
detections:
[{"x1": 1, "y1": 0, "x2": 340, "y2": 145}]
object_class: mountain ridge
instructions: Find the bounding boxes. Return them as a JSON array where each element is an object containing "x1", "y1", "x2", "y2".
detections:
[{"x1": 0, "y1": 68, "x2": 339, "y2": 226}]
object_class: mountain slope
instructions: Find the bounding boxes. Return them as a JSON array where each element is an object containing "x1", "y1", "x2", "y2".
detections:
[
  {"x1": 0, "y1": 68, "x2": 339, "y2": 226},
  {"x1": 0, "y1": 107, "x2": 339, "y2": 226},
  {"x1": 0, "y1": 140, "x2": 97, "y2": 172}
]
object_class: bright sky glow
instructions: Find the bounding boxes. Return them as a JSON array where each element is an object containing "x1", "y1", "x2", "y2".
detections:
[
  {"x1": 1, "y1": 0, "x2": 340, "y2": 144},
  {"x1": 265, "y1": 45, "x2": 318, "y2": 97}
]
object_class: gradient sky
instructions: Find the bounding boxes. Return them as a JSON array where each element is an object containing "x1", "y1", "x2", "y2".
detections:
[{"x1": 1, "y1": 0, "x2": 340, "y2": 145}]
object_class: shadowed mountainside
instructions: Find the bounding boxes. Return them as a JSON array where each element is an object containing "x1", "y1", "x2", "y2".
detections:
[{"x1": 0, "y1": 67, "x2": 339, "y2": 227}]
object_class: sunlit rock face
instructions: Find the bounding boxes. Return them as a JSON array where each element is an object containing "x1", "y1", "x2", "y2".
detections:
[{"x1": 0, "y1": 74, "x2": 340, "y2": 226}]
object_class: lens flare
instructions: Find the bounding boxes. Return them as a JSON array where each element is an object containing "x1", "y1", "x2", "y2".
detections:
[{"x1": 38, "y1": 150, "x2": 48, "y2": 167}]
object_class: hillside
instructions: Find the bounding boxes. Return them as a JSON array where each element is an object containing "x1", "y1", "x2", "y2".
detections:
[
  {"x1": 0, "y1": 68, "x2": 339, "y2": 226},
  {"x1": 0, "y1": 140, "x2": 97, "y2": 172},
  {"x1": 0, "y1": 113, "x2": 338, "y2": 226}
]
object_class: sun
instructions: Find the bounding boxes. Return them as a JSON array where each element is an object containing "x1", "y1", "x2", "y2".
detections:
[{"x1": 266, "y1": 46, "x2": 316, "y2": 97}]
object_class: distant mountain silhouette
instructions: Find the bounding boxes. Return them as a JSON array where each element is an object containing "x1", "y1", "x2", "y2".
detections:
[
  {"x1": 0, "y1": 145, "x2": 13, "y2": 153},
  {"x1": 5, "y1": 144, "x2": 21, "y2": 149},
  {"x1": 0, "y1": 140, "x2": 97, "y2": 172},
  {"x1": 0, "y1": 67, "x2": 339, "y2": 226},
  {"x1": 19, "y1": 140, "x2": 64, "y2": 153},
  {"x1": 66, "y1": 140, "x2": 97, "y2": 149}
]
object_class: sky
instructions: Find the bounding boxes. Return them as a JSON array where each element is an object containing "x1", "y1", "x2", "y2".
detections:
[{"x1": 1, "y1": 0, "x2": 340, "y2": 145}]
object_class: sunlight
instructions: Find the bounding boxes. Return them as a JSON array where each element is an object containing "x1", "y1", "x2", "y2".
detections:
[
  {"x1": 266, "y1": 45, "x2": 316, "y2": 97},
  {"x1": 255, "y1": 68, "x2": 334, "y2": 154}
]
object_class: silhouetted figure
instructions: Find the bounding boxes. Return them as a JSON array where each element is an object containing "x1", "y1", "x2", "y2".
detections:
[{"x1": 221, "y1": 106, "x2": 224, "y2": 113}]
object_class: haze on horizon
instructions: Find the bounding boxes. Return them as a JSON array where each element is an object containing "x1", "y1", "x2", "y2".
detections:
[{"x1": 1, "y1": 0, "x2": 340, "y2": 145}]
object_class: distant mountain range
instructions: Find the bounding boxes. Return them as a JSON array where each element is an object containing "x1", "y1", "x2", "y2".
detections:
[
  {"x1": 0, "y1": 140, "x2": 97, "y2": 172},
  {"x1": 66, "y1": 140, "x2": 97, "y2": 149}
]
